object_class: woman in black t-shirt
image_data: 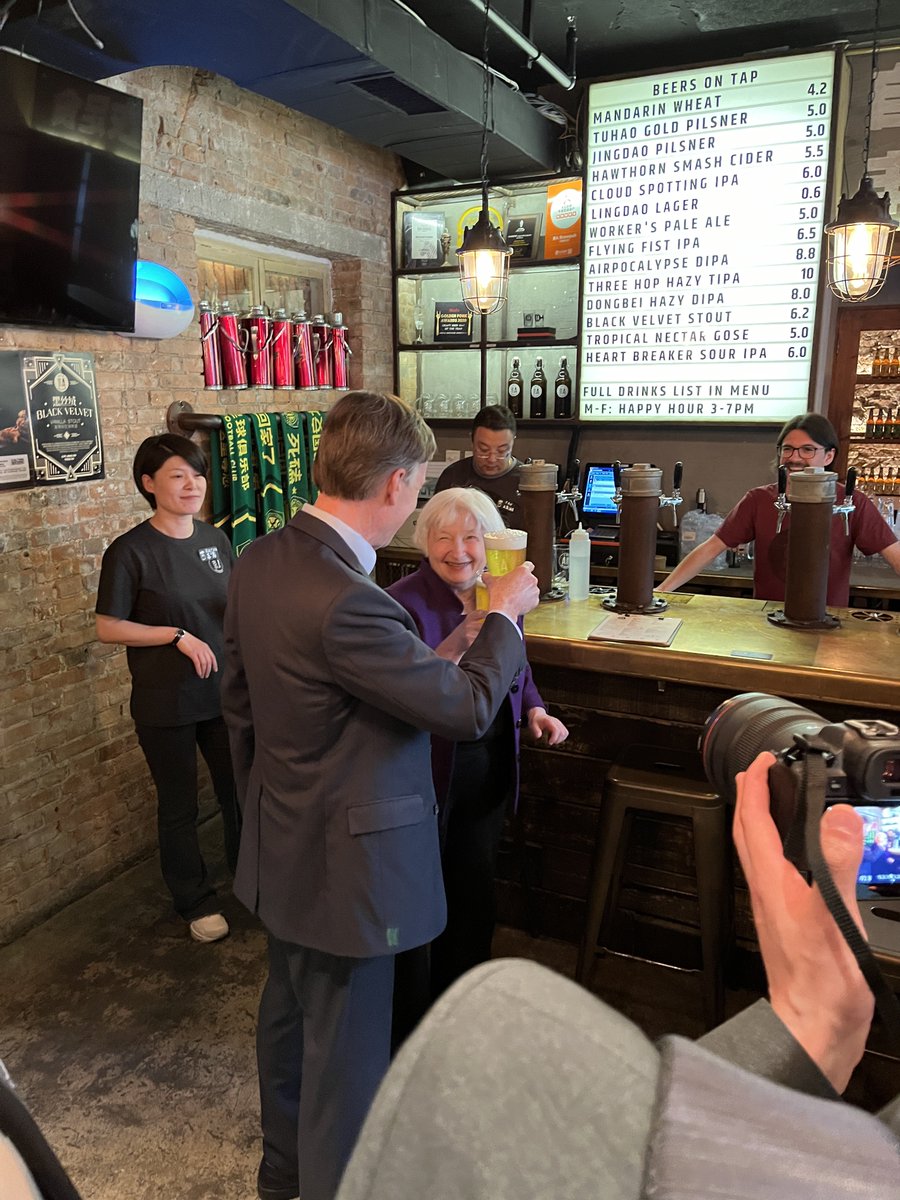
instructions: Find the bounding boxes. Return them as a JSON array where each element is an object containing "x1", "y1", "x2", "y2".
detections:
[{"x1": 96, "y1": 434, "x2": 240, "y2": 943}]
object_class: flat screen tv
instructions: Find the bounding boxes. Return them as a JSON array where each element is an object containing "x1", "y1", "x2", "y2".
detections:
[{"x1": 0, "y1": 52, "x2": 142, "y2": 332}]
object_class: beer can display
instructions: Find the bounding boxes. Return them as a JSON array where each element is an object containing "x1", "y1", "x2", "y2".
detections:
[
  {"x1": 312, "y1": 315, "x2": 333, "y2": 389},
  {"x1": 243, "y1": 305, "x2": 274, "y2": 389},
  {"x1": 292, "y1": 311, "x2": 316, "y2": 389},
  {"x1": 330, "y1": 312, "x2": 352, "y2": 390},
  {"x1": 198, "y1": 300, "x2": 222, "y2": 390},
  {"x1": 271, "y1": 309, "x2": 294, "y2": 390},
  {"x1": 218, "y1": 300, "x2": 248, "y2": 389}
]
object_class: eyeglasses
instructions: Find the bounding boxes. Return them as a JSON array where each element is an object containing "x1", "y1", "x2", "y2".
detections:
[
  {"x1": 850, "y1": 610, "x2": 894, "y2": 622},
  {"x1": 778, "y1": 443, "x2": 825, "y2": 459}
]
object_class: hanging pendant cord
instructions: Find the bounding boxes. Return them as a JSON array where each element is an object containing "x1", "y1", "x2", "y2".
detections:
[
  {"x1": 480, "y1": 0, "x2": 491, "y2": 206},
  {"x1": 862, "y1": 0, "x2": 880, "y2": 171}
]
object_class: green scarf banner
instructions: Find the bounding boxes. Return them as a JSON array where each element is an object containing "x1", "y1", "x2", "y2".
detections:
[
  {"x1": 250, "y1": 413, "x2": 286, "y2": 534},
  {"x1": 221, "y1": 413, "x2": 257, "y2": 556},
  {"x1": 305, "y1": 410, "x2": 325, "y2": 505},
  {"x1": 208, "y1": 427, "x2": 231, "y2": 538},
  {"x1": 279, "y1": 411, "x2": 309, "y2": 517}
]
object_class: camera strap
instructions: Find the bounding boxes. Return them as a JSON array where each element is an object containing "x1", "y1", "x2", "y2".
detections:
[{"x1": 800, "y1": 749, "x2": 900, "y2": 1048}]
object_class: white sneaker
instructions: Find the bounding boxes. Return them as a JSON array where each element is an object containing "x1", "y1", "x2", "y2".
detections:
[{"x1": 189, "y1": 913, "x2": 229, "y2": 942}]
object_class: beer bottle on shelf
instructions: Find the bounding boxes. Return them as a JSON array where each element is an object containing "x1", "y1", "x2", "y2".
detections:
[
  {"x1": 866, "y1": 408, "x2": 876, "y2": 440},
  {"x1": 874, "y1": 407, "x2": 886, "y2": 441},
  {"x1": 890, "y1": 406, "x2": 900, "y2": 442},
  {"x1": 553, "y1": 356, "x2": 572, "y2": 419},
  {"x1": 872, "y1": 344, "x2": 884, "y2": 375},
  {"x1": 506, "y1": 356, "x2": 523, "y2": 418},
  {"x1": 529, "y1": 357, "x2": 547, "y2": 418},
  {"x1": 892, "y1": 346, "x2": 900, "y2": 377}
]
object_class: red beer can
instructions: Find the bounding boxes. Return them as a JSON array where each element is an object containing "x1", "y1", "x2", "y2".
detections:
[
  {"x1": 271, "y1": 308, "x2": 294, "y2": 390},
  {"x1": 292, "y1": 311, "x2": 316, "y2": 389},
  {"x1": 330, "y1": 312, "x2": 352, "y2": 390},
  {"x1": 244, "y1": 305, "x2": 274, "y2": 390},
  {"x1": 312, "y1": 314, "x2": 333, "y2": 389},
  {"x1": 218, "y1": 300, "x2": 248, "y2": 390},
  {"x1": 199, "y1": 300, "x2": 222, "y2": 390}
]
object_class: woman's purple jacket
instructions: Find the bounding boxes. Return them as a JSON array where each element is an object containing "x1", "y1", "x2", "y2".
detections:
[{"x1": 387, "y1": 559, "x2": 544, "y2": 811}]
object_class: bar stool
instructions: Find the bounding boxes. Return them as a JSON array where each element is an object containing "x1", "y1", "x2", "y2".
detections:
[{"x1": 576, "y1": 745, "x2": 730, "y2": 1028}]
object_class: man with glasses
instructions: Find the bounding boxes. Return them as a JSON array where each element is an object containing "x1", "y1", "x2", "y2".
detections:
[
  {"x1": 434, "y1": 405, "x2": 524, "y2": 528},
  {"x1": 660, "y1": 413, "x2": 900, "y2": 605}
]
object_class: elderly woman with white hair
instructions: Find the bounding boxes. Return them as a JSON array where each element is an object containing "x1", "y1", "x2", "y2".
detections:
[{"x1": 387, "y1": 487, "x2": 568, "y2": 1012}]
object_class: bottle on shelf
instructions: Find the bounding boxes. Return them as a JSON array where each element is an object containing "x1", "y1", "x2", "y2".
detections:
[
  {"x1": 529, "y1": 357, "x2": 547, "y2": 418},
  {"x1": 874, "y1": 407, "x2": 886, "y2": 441},
  {"x1": 567, "y1": 523, "x2": 591, "y2": 601},
  {"x1": 872, "y1": 344, "x2": 884, "y2": 375},
  {"x1": 553, "y1": 356, "x2": 572, "y2": 419},
  {"x1": 866, "y1": 408, "x2": 877, "y2": 440},
  {"x1": 892, "y1": 346, "x2": 900, "y2": 377},
  {"x1": 506, "y1": 356, "x2": 523, "y2": 418},
  {"x1": 890, "y1": 406, "x2": 900, "y2": 442}
]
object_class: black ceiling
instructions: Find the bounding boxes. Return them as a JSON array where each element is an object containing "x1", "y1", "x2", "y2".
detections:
[
  {"x1": 1, "y1": 0, "x2": 899, "y2": 181},
  {"x1": 404, "y1": 0, "x2": 900, "y2": 93}
]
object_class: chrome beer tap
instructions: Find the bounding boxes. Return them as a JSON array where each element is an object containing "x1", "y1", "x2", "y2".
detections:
[
  {"x1": 658, "y1": 461, "x2": 684, "y2": 527},
  {"x1": 833, "y1": 467, "x2": 857, "y2": 535}
]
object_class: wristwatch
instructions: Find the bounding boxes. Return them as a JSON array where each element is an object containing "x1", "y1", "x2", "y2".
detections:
[{"x1": 171, "y1": 628, "x2": 186, "y2": 646}]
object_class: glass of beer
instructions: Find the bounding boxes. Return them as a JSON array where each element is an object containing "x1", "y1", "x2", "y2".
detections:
[{"x1": 475, "y1": 528, "x2": 528, "y2": 607}]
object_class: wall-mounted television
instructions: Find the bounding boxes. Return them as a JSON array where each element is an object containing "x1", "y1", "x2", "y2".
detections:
[{"x1": 0, "y1": 51, "x2": 142, "y2": 332}]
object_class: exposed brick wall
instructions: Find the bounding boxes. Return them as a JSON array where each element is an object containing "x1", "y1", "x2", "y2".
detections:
[{"x1": 0, "y1": 67, "x2": 404, "y2": 944}]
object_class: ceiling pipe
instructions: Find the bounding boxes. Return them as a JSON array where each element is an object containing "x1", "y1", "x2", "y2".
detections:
[{"x1": 462, "y1": 0, "x2": 576, "y2": 90}]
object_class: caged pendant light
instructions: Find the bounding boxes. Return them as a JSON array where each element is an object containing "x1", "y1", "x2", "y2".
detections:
[
  {"x1": 826, "y1": 0, "x2": 898, "y2": 302},
  {"x1": 457, "y1": 0, "x2": 512, "y2": 316}
]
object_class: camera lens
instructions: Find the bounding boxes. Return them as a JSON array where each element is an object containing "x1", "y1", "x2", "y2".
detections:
[{"x1": 701, "y1": 692, "x2": 824, "y2": 801}]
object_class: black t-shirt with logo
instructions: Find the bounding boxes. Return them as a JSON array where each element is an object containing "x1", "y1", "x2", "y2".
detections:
[
  {"x1": 433, "y1": 456, "x2": 524, "y2": 527},
  {"x1": 96, "y1": 520, "x2": 234, "y2": 727}
]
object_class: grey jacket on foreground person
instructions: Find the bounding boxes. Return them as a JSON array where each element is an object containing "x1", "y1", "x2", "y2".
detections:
[
  {"x1": 335, "y1": 960, "x2": 898, "y2": 1200},
  {"x1": 337, "y1": 753, "x2": 899, "y2": 1200}
]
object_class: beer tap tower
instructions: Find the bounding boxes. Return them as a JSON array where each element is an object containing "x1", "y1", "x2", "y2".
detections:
[
  {"x1": 767, "y1": 465, "x2": 856, "y2": 631},
  {"x1": 603, "y1": 462, "x2": 683, "y2": 613},
  {"x1": 518, "y1": 460, "x2": 559, "y2": 597}
]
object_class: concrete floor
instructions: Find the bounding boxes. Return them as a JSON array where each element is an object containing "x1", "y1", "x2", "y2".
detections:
[
  {"x1": 15, "y1": 814, "x2": 893, "y2": 1199},
  {"x1": 0, "y1": 818, "x2": 715, "y2": 1200}
]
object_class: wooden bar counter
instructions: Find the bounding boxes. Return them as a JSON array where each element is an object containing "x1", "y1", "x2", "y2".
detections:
[{"x1": 507, "y1": 590, "x2": 899, "y2": 976}]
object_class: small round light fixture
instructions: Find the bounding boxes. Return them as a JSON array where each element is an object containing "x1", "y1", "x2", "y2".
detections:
[{"x1": 120, "y1": 260, "x2": 195, "y2": 338}]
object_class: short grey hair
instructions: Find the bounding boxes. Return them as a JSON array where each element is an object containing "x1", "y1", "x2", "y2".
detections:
[{"x1": 413, "y1": 487, "x2": 505, "y2": 552}]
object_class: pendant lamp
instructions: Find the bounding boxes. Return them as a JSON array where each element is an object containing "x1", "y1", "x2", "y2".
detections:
[
  {"x1": 457, "y1": 0, "x2": 511, "y2": 316},
  {"x1": 826, "y1": 0, "x2": 898, "y2": 302}
]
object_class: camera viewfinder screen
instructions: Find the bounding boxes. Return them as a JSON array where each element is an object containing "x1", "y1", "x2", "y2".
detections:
[
  {"x1": 857, "y1": 805, "x2": 900, "y2": 895},
  {"x1": 882, "y1": 757, "x2": 899, "y2": 786}
]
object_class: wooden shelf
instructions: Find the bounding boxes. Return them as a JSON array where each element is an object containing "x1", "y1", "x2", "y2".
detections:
[
  {"x1": 398, "y1": 338, "x2": 578, "y2": 352},
  {"x1": 395, "y1": 257, "x2": 580, "y2": 277},
  {"x1": 849, "y1": 436, "x2": 900, "y2": 444},
  {"x1": 855, "y1": 373, "x2": 900, "y2": 384}
]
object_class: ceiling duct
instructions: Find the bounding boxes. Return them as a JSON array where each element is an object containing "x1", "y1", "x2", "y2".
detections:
[{"x1": 0, "y1": 0, "x2": 558, "y2": 180}]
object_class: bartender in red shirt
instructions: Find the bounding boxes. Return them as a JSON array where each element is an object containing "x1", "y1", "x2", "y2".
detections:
[{"x1": 659, "y1": 413, "x2": 900, "y2": 605}]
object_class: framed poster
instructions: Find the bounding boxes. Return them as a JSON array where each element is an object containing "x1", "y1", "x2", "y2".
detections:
[
  {"x1": 0, "y1": 350, "x2": 103, "y2": 490},
  {"x1": 579, "y1": 49, "x2": 839, "y2": 425},
  {"x1": 402, "y1": 211, "x2": 446, "y2": 268},
  {"x1": 505, "y1": 214, "x2": 540, "y2": 258},
  {"x1": 434, "y1": 301, "x2": 474, "y2": 342}
]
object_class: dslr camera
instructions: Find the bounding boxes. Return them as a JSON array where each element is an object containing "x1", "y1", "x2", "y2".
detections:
[{"x1": 701, "y1": 693, "x2": 900, "y2": 883}]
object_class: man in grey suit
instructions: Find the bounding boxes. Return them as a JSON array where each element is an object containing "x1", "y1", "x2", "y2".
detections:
[
  {"x1": 335, "y1": 752, "x2": 897, "y2": 1200},
  {"x1": 221, "y1": 391, "x2": 539, "y2": 1200}
]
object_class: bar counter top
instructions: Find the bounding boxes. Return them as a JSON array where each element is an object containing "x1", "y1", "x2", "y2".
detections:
[{"x1": 523, "y1": 592, "x2": 900, "y2": 711}]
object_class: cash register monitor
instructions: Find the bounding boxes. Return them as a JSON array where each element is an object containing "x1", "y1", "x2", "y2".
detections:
[{"x1": 580, "y1": 462, "x2": 629, "y2": 530}]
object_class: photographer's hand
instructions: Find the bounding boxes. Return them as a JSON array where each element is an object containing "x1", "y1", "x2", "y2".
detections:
[{"x1": 733, "y1": 752, "x2": 875, "y2": 1093}]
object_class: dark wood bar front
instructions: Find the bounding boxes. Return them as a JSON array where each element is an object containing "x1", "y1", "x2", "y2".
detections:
[{"x1": 508, "y1": 593, "x2": 900, "y2": 980}]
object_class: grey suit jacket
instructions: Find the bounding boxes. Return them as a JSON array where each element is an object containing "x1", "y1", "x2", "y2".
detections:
[
  {"x1": 336, "y1": 959, "x2": 900, "y2": 1200},
  {"x1": 221, "y1": 510, "x2": 526, "y2": 957}
]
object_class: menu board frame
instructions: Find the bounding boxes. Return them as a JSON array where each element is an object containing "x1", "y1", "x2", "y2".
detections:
[{"x1": 577, "y1": 48, "x2": 844, "y2": 427}]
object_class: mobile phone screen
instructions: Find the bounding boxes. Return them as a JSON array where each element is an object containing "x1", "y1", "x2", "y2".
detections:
[{"x1": 856, "y1": 805, "x2": 900, "y2": 898}]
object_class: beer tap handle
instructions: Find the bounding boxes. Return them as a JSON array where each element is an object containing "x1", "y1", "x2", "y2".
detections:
[
  {"x1": 671, "y1": 460, "x2": 684, "y2": 527},
  {"x1": 836, "y1": 467, "x2": 857, "y2": 536},
  {"x1": 775, "y1": 464, "x2": 789, "y2": 534}
]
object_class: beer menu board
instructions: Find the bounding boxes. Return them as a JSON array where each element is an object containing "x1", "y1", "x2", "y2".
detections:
[{"x1": 579, "y1": 50, "x2": 838, "y2": 424}]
